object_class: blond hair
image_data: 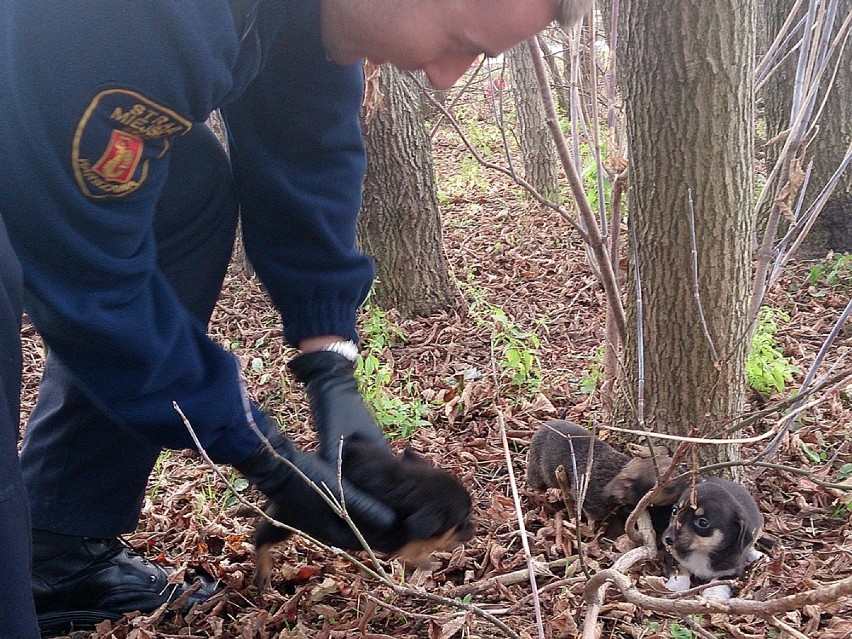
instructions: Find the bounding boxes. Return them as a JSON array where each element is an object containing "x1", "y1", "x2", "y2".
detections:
[{"x1": 554, "y1": 0, "x2": 593, "y2": 26}]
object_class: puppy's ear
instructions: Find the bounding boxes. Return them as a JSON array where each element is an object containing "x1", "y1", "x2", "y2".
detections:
[
  {"x1": 735, "y1": 513, "x2": 757, "y2": 555},
  {"x1": 402, "y1": 447, "x2": 432, "y2": 466}
]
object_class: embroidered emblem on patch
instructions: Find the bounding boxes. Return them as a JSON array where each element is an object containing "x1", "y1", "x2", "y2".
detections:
[
  {"x1": 72, "y1": 89, "x2": 192, "y2": 199},
  {"x1": 92, "y1": 130, "x2": 144, "y2": 184}
]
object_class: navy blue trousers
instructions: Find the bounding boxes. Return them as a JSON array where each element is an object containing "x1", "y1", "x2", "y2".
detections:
[
  {"x1": 0, "y1": 218, "x2": 39, "y2": 637},
  {"x1": 20, "y1": 123, "x2": 239, "y2": 538}
]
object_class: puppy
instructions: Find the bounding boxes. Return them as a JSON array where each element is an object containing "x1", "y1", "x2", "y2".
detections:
[
  {"x1": 527, "y1": 420, "x2": 631, "y2": 521},
  {"x1": 253, "y1": 441, "x2": 474, "y2": 589},
  {"x1": 662, "y1": 477, "x2": 764, "y2": 598},
  {"x1": 527, "y1": 420, "x2": 684, "y2": 529},
  {"x1": 603, "y1": 456, "x2": 689, "y2": 534}
]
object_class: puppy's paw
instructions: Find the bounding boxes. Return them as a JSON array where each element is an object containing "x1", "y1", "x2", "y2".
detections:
[
  {"x1": 702, "y1": 583, "x2": 733, "y2": 601},
  {"x1": 745, "y1": 548, "x2": 766, "y2": 564},
  {"x1": 666, "y1": 573, "x2": 692, "y2": 592}
]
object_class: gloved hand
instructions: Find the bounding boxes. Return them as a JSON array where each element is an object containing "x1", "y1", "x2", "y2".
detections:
[
  {"x1": 235, "y1": 416, "x2": 397, "y2": 550},
  {"x1": 288, "y1": 350, "x2": 387, "y2": 462}
]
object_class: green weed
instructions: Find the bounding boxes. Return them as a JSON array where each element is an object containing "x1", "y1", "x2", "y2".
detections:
[
  {"x1": 356, "y1": 303, "x2": 430, "y2": 439},
  {"x1": 668, "y1": 623, "x2": 695, "y2": 639},
  {"x1": 807, "y1": 253, "x2": 852, "y2": 289},
  {"x1": 579, "y1": 344, "x2": 606, "y2": 395},
  {"x1": 453, "y1": 102, "x2": 508, "y2": 152},
  {"x1": 465, "y1": 286, "x2": 542, "y2": 400},
  {"x1": 148, "y1": 450, "x2": 172, "y2": 501},
  {"x1": 746, "y1": 307, "x2": 799, "y2": 395},
  {"x1": 196, "y1": 470, "x2": 249, "y2": 516},
  {"x1": 438, "y1": 154, "x2": 484, "y2": 203},
  {"x1": 579, "y1": 142, "x2": 613, "y2": 214}
]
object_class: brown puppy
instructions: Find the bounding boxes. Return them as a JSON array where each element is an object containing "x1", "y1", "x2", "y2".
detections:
[
  {"x1": 527, "y1": 420, "x2": 630, "y2": 520},
  {"x1": 603, "y1": 457, "x2": 690, "y2": 534},
  {"x1": 663, "y1": 477, "x2": 764, "y2": 586},
  {"x1": 527, "y1": 420, "x2": 685, "y2": 532},
  {"x1": 253, "y1": 441, "x2": 474, "y2": 589}
]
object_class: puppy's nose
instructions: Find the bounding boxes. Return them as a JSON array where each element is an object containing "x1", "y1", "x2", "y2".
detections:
[{"x1": 663, "y1": 533, "x2": 674, "y2": 546}]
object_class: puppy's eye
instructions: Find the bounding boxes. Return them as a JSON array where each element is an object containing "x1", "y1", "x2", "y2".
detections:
[
  {"x1": 695, "y1": 516, "x2": 710, "y2": 530},
  {"x1": 671, "y1": 505, "x2": 679, "y2": 515}
]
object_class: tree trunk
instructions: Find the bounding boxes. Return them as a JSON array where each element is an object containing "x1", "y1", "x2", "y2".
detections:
[
  {"x1": 762, "y1": 0, "x2": 852, "y2": 257},
  {"x1": 614, "y1": 0, "x2": 755, "y2": 468},
  {"x1": 508, "y1": 40, "x2": 561, "y2": 202},
  {"x1": 358, "y1": 63, "x2": 457, "y2": 317}
]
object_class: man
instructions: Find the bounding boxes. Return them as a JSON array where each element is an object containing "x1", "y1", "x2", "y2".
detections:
[{"x1": 0, "y1": 0, "x2": 587, "y2": 635}]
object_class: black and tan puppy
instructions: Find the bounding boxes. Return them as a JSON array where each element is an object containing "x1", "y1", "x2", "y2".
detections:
[
  {"x1": 254, "y1": 441, "x2": 474, "y2": 589},
  {"x1": 527, "y1": 420, "x2": 685, "y2": 529},
  {"x1": 663, "y1": 477, "x2": 764, "y2": 586}
]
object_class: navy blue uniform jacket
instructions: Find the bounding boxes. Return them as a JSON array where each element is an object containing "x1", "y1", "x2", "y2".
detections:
[{"x1": 0, "y1": 1, "x2": 375, "y2": 463}]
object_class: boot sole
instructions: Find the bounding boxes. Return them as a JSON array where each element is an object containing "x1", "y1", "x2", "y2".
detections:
[{"x1": 38, "y1": 610, "x2": 123, "y2": 638}]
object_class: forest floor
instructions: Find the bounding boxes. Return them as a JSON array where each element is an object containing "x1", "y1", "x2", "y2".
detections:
[{"x1": 19, "y1": 104, "x2": 852, "y2": 639}]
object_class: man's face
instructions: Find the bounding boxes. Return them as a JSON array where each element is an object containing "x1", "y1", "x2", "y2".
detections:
[{"x1": 323, "y1": 0, "x2": 557, "y2": 90}]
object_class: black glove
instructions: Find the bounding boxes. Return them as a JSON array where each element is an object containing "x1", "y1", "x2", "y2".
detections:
[
  {"x1": 288, "y1": 350, "x2": 387, "y2": 462},
  {"x1": 235, "y1": 417, "x2": 396, "y2": 550}
]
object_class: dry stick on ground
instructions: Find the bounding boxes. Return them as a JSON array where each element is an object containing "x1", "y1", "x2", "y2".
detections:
[
  {"x1": 450, "y1": 557, "x2": 580, "y2": 598},
  {"x1": 581, "y1": 524, "x2": 656, "y2": 639},
  {"x1": 497, "y1": 411, "x2": 547, "y2": 639},
  {"x1": 174, "y1": 398, "x2": 522, "y2": 638},
  {"x1": 586, "y1": 570, "x2": 852, "y2": 617},
  {"x1": 554, "y1": 465, "x2": 592, "y2": 580}
]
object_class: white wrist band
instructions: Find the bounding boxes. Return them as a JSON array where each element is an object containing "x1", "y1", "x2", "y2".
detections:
[{"x1": 320, "y1": 340, "x2": 359, "y2": 362}]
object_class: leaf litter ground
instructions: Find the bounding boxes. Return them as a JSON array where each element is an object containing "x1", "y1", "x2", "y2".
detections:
[{"x1": 19, "y1": 140, "x2": 852, "y2": 639}]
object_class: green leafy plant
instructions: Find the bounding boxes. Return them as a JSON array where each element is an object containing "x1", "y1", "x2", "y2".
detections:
[
  {"x1": 579, "y1": 344, "x2": 605, "y2": 395},
  {"x1": 807, "y1": 253, "x2": 852, "y2": 288},
  {"x1": 355, "y1": 302, "x2": 430, "y2": 439},
  {"x1": 465, "y1": 286, "x2": 542, "y2": 399},
  {"x1": 196, "y1": 470, "x2": 249, "y2": 515},
  {"x1": 148, "y1": 450, "x2": 172, "y2": 501},
  {"x1": 801, "y1": 441, "x2": 827, "y2": 464},
  {"x1": 668, "y1": 623, "x2": 696, "y2": 639},
  {"x1": 746, "y1": 307, "x2": 800, "y2": 394},
  {"x1": 438, "y1": 154, "x2": 484, "y2": 203}
]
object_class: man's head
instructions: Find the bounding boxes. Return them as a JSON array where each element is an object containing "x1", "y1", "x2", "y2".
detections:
[{"x1": 321, "y1": 0, "x2": 591, "y2": 90}]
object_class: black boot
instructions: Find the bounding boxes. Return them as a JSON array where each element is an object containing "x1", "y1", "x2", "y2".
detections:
[{"x1": 33, "y1": 531, "x2": 220, "y2": 636}]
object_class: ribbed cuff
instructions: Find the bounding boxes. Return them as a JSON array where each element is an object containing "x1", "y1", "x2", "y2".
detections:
[{"x1": 281, "y1": 296, "x2": 360, "y2": 348}]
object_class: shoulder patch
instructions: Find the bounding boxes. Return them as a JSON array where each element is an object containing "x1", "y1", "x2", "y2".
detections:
[{"x1": 72, "y1": 89, "x2": 192, "y2": 199}]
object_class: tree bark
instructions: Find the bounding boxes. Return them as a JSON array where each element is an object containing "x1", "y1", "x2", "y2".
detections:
[
  {"x1": 763, "y1": 0, "x2": 852, "y2": 257},
  {"x1": 358, "y1": 63, "x2": 457, "y2": 317},
  {"x1": 508, "y1": 40, "x2": 561, "y2": 203},
  {"x1": 614, "y1": 0, "x2": 755, "y2": 468}
]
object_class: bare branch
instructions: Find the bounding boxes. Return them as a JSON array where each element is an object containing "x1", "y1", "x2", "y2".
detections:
[
  {"x1": 526, "y1": 37, "x2": 627, "y2": 341},
  {"x1": 497, "y1": 411, "x2": 546, "y2": 639}
]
